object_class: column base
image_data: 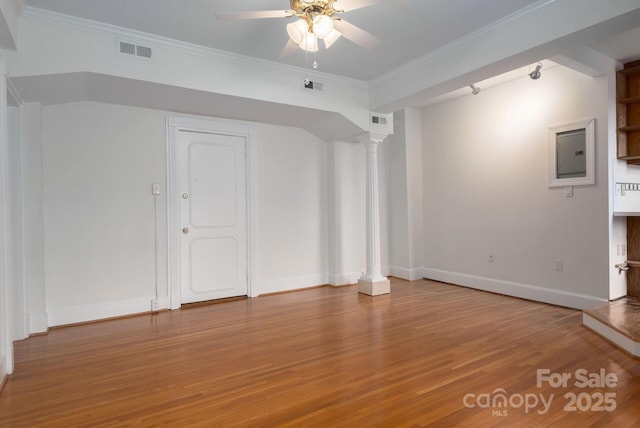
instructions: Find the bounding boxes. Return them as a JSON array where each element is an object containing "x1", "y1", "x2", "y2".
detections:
[{"x1": 358, "y1": 278, "x2": 391, "y2": 296}]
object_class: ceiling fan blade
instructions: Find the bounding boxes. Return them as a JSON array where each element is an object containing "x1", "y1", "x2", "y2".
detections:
[
  {"x1": 279, "y1": 39, "x2": 299, "y2": 59},
  {"x1": 333, "y1": 0, "x2": 380, "y2": 13},
  {"x1": 215, "y1": 10, "x2": 295, "y2": 20},
  {"x1": 333, "y1": 19, "x2": 381, "y2": 50}
]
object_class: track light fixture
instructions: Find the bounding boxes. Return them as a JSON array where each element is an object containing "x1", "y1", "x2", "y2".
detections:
[
  {"x1": 470, "y1": 84, "x2": 481, "y2": 95},
  {"x1": 529, "y1": 62, "x2": 543, "y2": 80}
]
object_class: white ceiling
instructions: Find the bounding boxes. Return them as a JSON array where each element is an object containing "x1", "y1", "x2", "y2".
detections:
[
  {"x1": 11, "y1": 0, "x2": 640, "y2": 123},
  {"x1": 24, "y1": 0, "x2": 553, "y2": 81}
]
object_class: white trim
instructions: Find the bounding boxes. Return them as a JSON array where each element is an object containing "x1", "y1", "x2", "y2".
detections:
[
  {"x1": 6, "y1": 79, "x2": 24, "y2": 106},
  {"x1": 247, "y1": 126, "x2": 259, "y2": 298},
  {"x1": 7, "y1": 106, "x2": 28, "y2": 341},
  {"x1": 328, "y1": 271, "x2": 363, "y2": 286},
  {"x1": 28, "y1": 312, "x2": 48, "y2": 334},
  {"x1": 0, "y1": 355, "x2": 6, "y2": 385},
  {"x1": 47, "y1": 296, "x2": 160, "y2": 327},
  {"x1": 548, "y1": 118, "x2": 595, "y2": 187},
  {"x1": 423, "y1": 268, "x2": 606, "y2": 310},
  {"x1": 166, "y1": 116, "x2": 256, "y2": 307},
  {"x1": 388, "y1": 266, "x2": 426, "y2": 281},
  {"x1": 257, "y1": 274, "x2": 328, "y2": 296},
  {"x1": 11, "y1": 0, "x2": 26, "y2": 16},
  {"x1": 165, "y1": 120, "x2": 176, "y2": 308},
  {"x1": 0, "y1": 62, "x2": 14, "y2": 375},
  {"x1": 583, "y1": 313, "x2": 640, "y2": 357}
]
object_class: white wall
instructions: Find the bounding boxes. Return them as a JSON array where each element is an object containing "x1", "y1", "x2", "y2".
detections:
[
  {"x1": 20, "y1": 102, "x2": 47, "y2": 334},
  {"x1": 8, "y1": 105, "x2": 25, "y2": 340},
  {"x1": 42, "y1": 102, "x2": 166, "y2": 325},
  {"x1": 255, "y1": 124, "x2": 329, "y2": 294},
  {"x1": 422, "y1": 65, "x2": 610, "y2": 309},
  {"x1": 387, "y1": 108, "x2": 424, "y2": 280},
  {"x1": 39, "y1": 101, "x2": 331, "y2": 325},
  {"x1": 387, "y1": 112, "x2": 410, "y2": 273},
  {"x1": 327, "y1": 140, "x2": 366, "y2": 285}
]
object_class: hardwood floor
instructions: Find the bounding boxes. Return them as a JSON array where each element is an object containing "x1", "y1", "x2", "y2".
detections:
[
  {"x1": 1, "y1": 279, "x2": 639, "y2": 427},
  {"x1": 584, "y1": 296, "x2": 640, "y2": 341}
]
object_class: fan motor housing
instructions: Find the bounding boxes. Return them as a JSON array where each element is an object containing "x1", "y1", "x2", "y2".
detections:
[{"x1": 290, "y1": 0, "x2": 336, "y2": 15}]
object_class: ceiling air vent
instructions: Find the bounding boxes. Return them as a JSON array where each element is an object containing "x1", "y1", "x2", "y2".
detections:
[
  {"x1": 136, "y1": 45, "x2": 152, "y2": 58},
  {"x1": 369, "y1": 113, "x2": 393, "y2": 133},
  {"x1": 118, "y1": 40, "x2": 152, "y2": 58},
  {"x1": 119, "y1": 41, "x2": 136, "y2": 55},
  {"x1": 370, "y1": 115, "x2": 387, "y2": 125}
]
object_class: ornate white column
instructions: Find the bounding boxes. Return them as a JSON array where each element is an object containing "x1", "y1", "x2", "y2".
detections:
[{"x1": 358, "y1": 132, "x2": 390, "y2": 296}]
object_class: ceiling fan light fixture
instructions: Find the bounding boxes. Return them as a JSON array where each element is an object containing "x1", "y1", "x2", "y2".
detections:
[
  {"x1": 217, "y1": 0, "x2": 380, "y2": 53},
  {"x1": 287, "y1": 19, "x2": 307, "y2": 44},
  {"x1": 323, "y1": 28, "x2": 342, "y2": 49},
  {"x1": 312, "y1": 14, "x2": 334, "y2": 39},
  {"x1": 299, "y1": 32, "x2": 318, "y2": 52}
]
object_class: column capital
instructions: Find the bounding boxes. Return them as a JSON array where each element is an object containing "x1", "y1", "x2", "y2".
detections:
[{"x1": 357, "y1": 131, "x2": 389, "y2": 145}]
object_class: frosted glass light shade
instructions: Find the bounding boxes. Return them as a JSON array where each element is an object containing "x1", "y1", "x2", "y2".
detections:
[
  {"x1": 299, "y1": 32, "x2": 318, "y2": 52},
  {"x1": 312, "y1": 15, "x2": 334, "y2": 39},
  {"x1": 323, "y1": 29, "x2": 342, "y2": 48},
  {"x1": 286, "y1": 20, "x2": 307, "y2": 44}
]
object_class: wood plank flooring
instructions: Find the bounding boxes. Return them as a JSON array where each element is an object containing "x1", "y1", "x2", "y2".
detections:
[{"x1": 1, "y1": 279, "x2": 639, "y2": 427}]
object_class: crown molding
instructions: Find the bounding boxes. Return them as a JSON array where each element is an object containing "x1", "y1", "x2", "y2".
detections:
[
  {"x1": 6, "y1": 77, "x2": 24, "y2": 105},
  {"x1": 20, "y1": 6, "x2": 368, "y2": 90},
  {"x1": 11, "y1": 0, "x2": 25, "y2": 16},
  {"x1": 369, "y1": 0, "x2": 564, "y2": 87}
]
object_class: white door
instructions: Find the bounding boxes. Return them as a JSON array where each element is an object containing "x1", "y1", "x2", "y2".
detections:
[{"x1": 177, "y1": 130, "x2": 248, "y2": 303}]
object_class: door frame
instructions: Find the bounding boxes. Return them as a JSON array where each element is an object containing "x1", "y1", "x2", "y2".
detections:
[{"x1": 166, "y1": 116, "x2": 257, "y2": 309}]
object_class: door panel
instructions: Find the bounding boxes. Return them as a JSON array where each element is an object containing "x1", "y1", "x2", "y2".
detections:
[
  {"x1": 189, "y1": 237, "x2": 238, "y2": 294},
  {"x1": 189, "y1": 143, "x2": 237, "y2": 227},
  {"x1": 178, "y1": 131, "x2": 248, "y2": 303}
]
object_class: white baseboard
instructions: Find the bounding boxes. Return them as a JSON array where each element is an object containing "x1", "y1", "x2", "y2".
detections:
[
  {"x1": 328, "y1": 271, "x2": 362, "y2": 286},
  {"x1": 257, "y1": 273, "x2": 328, "y2": 295},
  {"x1": 583, "y1": 313, "x2": 640, "y2": 357},
  {"x1": 423, "y1": 268, "x2": 606, "y2": 310},
  {"x1": 47, "y1": 295, "x2": 167, "y2": 327},
  {"x1": 29, "y1": 311, "x2": 49, "y2": 335},
  {"x1": 388, "y1": 266, "x2": 426, "y2": 281},
  {"x1": 329, "y1": 267, "x2": 427, "y2": 286},
  {"x1": 1, "y1": 352, "x2": 6, "y2": 382}
]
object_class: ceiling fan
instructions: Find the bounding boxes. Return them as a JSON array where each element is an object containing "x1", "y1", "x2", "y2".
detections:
[{"x1": 216, "y1": 0, "x2": 381, "y2": 55}]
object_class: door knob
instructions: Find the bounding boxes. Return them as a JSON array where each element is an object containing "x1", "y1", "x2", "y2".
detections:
[{"x1": 182, "y1": 227, "x2": 190, "y2": 234}]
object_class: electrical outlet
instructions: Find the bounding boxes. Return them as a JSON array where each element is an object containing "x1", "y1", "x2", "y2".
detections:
[
  {"x1": 555, "y1": 259, "x2": 563, "y2": 272},
  {"x1": 151, "y1": 299, "x2": 160, "y2": 311}
]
